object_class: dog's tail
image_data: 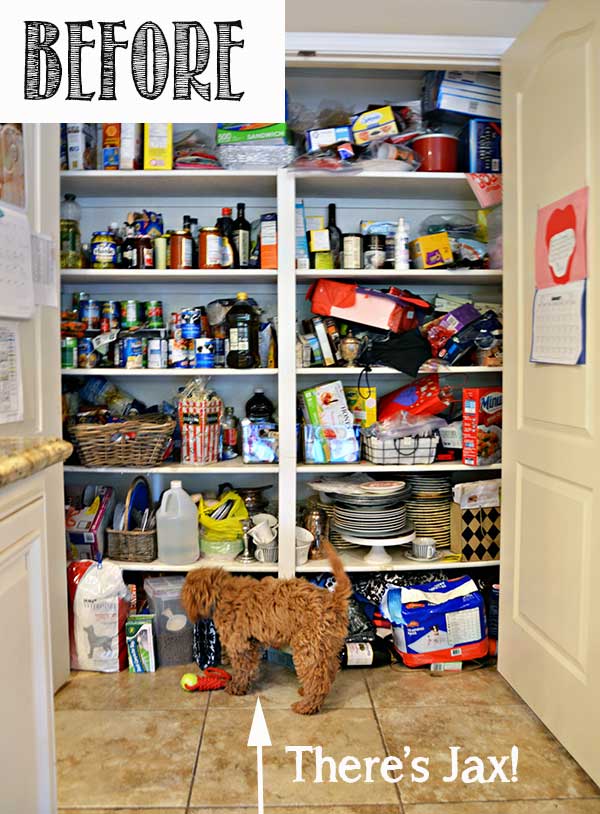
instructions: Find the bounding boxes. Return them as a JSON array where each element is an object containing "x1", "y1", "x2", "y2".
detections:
[{"x1": 322, "y1": 540, "x2": 352, "y2": 604}]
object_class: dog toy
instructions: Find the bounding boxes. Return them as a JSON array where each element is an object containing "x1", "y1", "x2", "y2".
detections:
[{"x1": 180, "y1": 666, "x2": 232, "y2": 692}]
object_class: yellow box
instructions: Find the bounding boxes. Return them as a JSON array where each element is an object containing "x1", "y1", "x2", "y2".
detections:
[
  {"x1": 344, "y1": 386, "x2": 377, "y2": 428},
  {"x1": 409, "y1": 232, "x2": 453, "y2": 269},
  {"x1": 351, "y1": 106, "x2": 398, "y2": 145},
  {"x1": 143, "y1": 124, "x2": 173, "y2": 171}
]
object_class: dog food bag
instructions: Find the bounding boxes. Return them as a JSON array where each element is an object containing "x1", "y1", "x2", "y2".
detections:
[
  {"x1": 381, "y1": 576, "x2": 488, "y2": 667},
  {"x1": 67, "y1": 561, "x2": 131, "y2": 672}
]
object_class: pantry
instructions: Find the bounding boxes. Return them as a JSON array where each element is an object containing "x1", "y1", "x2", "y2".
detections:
[{"x1": 2, "y1": 2, "x2": 600, "y2": 811}]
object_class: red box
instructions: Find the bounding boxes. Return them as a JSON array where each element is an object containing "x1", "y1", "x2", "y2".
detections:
[{"x1": 462, "y1": 387, "x2": 502, "y2": 466}]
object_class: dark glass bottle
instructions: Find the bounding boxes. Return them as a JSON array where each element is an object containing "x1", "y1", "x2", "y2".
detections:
[
  {"x1": 226, "y1": 292, "x2": 259, "y2": 369},
  {"x1": 340, "y1": 638, "x2": 392, "y2": 668},
  {"x1": 216, "y1": 207, "x2": 238, "y2": 269},
  {"x1": 121, "y1": 224, "x2": 137, "y2": 269},
  {"x1": 327, "y1": 203, "x2": 343, "y2": 269},
  {"x1": 246, "y1": 388, "x2": 274, "y2": 422},
  {"x1": 232, "y1": 203, "x2": 251, "y2": 268}
]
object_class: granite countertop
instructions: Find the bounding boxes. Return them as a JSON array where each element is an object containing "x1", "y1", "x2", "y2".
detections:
[{"x1": 0, "y1": 437, "x2": 72, "y2": 489}]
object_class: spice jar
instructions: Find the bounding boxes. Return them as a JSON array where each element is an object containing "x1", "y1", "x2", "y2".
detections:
[{"x1": 199, "y1": 226, "x2": 222, "y2": 269}]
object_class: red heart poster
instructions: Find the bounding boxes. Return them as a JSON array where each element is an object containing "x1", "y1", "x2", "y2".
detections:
[{"x1": 535, "y1": 187, "x2": 588, "y2": 288}]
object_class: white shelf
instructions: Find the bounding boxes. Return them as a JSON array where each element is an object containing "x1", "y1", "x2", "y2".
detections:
[
  {"x1": 104, "y1": 556, "x2": 278, "y2": 573},
  {"x1": 60, "y1": 169, "x2": 278, "y2": 198},
  {"x1": 293, "y1": 170, "x2": 476, "y2": 200},
  {"x1": 64, "y1": 461, "x2": 278, "y2": 475},
  {"x1": 297, "y1": 366, "x2": 502, "y2": 376},
  {"x1": 61, "y1": 269, "x2": 278, "y2": 285},
  {"x1": 296, "y1": 269, "x2": 502, "y2": 285},
  {"x1": 298, "y1": 462, "x2": 502, "y2": 473},
  {"x1": 62, "y1": 368, "x2": 277, "y2": 377},
  {"x1": 297, "y1": 550, "x2": 499, "y2": 574}
]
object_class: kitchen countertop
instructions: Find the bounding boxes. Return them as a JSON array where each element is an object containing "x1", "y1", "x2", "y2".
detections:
[{"x1": 0, "y1": 437, "x2": 72, "y2": 489}]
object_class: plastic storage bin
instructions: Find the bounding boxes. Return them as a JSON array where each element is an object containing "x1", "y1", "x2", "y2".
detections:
[{"x1": 144, "y1": 576, "x2": 193, "y2": 666}]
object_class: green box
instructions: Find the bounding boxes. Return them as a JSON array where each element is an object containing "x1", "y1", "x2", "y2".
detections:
[
  {"x1": 126, "y1": 614, "x2": 156, "y2": 673},
  {"x1": 216, "y1": 123, "x2": 288, "y2": 145}
]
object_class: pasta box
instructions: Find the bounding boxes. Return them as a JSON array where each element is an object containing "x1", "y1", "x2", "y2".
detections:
[{"x1": 462, "y1": 387, "x2": 502, "y2": 466}]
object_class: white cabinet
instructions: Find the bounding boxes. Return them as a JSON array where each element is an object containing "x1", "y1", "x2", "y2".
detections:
[{"x1": 0, "y1": 482, "x2": 57, "y2": 814}]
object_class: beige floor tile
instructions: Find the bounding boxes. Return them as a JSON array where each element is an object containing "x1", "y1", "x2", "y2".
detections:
[
  {"x1": 60, "y1": 810, "x2": 185, "y2": 813},
  {"x1": 209, "y1": 662, "x2": 371, "y2": 710},
  {"x1": 378, "y1": 704, "x2": 598, "y2": 805},
  {"x1": 405, "y1": 800, "x2": 600, "y2": 813},
  {"x1": 189, "y1": 707, "x2": 398, "y2": 808},
  {"x1": 54, "y1": 664, "x2": 209, "y2": 711},
  {"x1": 55, "y1": 710, "x2": 204, "y2": 808},
  {"x1": 190, "y1": 808, "x2": 401, "y2": 813},
  {"x1": 367, "y1": 665, "x2": 521, "y2": 710}
]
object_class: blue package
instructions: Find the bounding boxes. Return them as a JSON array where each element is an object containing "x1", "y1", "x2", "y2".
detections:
[
  {"x1": 381, "y1": 576, "x2": 488, "y2": 667},
  {"x1": 468, "y1": 119, "x2": 502, "y2": 173}
]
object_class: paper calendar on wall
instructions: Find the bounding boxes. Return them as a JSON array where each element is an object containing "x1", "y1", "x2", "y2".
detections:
[{"x1": 0, "y1": 206, "x2": 34, "y2": 319}]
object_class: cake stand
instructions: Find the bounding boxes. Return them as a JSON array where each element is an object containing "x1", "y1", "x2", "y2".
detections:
[{"x1": 338, "y1": 527, "x2": 415, "y2": 565}]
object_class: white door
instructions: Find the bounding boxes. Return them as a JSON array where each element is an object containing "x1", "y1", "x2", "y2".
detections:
[
  {"x1": 0, "y1": 496, "x2": 57, "y2": 813},
  {"x1": 500, "y1": 0, "x2": 600, "y2": 785}
]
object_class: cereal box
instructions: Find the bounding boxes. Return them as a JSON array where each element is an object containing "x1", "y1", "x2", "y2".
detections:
[{"x1": 462, "y1": 386, "x2": 502, "y2": 466}]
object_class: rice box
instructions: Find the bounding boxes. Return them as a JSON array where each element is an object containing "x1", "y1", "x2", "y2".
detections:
[
  {"x1": 462, "y1": 386, "x2": 502, "y2": 466},
  {"x1": 126, "y1": 615, "x2": 156, "y2": 673},
  {"x1": 381, "y1": 576, "x2": 488, "y2": 667}
]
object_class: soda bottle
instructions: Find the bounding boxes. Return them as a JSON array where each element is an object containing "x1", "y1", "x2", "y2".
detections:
[{"x1": 221, "y1": 406, "x2": 239, "y2": 460}]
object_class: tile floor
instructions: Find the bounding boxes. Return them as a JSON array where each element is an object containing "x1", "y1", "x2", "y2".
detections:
[{"x1": 55, "y1": 662, "x2": 600, "y2": 813}]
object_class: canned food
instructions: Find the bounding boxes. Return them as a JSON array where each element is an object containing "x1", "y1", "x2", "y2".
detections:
[
  {"x1": 363, "y1": 234, "x2": 386, "y2": 269},
  {"x1": 170, "y1": 230, "x2": 193, "y2": 270},
  {"x1": 72, "y1": 291, "x2": 89, "y2": 309},
  {"x1": 145, "y1": 300, "x2": 164, "y2": 329},
  {"x1": 61, "y1": 336, "x2": 78, "y2": 369},
  {"x1": 77, "y1": 337, "x2": 99, "y2": 368},
  {"x1": 194, "y1": 337, "x2": 215, "y2": 368},
  {"x1": 123, "y1": 336, "x2": 144, "y2": 369},
  {"x1": 154, "y1": 236, "x2": 168, "y2": 270},
  {"x1": 147, "y1": 337, "x2": 168, "y2": 369},
  {"x1": 102, "y1": 300, "x2": 121, "y2": 331},
  {"x1": 91, "y1": 231, "x2": 119, "y2": 269},
  {"x1": 168, "y1": 337, "x2": 189, "y2": 368},
  {"x1": 121, "y1": 300, "x2": 142, "y2": 329},
  {"x1": 180, "y1": 307, "x2": 202, "y2": 339},
  {"x1": 342, "y1": 233, "x2": 363, "y2": 269},
  {"x1": 79, "y1": 299, "x2": 101, "y2": 330},
  {"x1": 199, "y1": 226, "x2": 222, "y2": 269}
]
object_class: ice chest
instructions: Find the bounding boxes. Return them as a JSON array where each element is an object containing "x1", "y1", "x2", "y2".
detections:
[
  {"x1": 144, "y1": 576, "x2": 193, "y2": 666},
  {"x1": 451, "y1": 503, "x2": 501, "y2": 562}
]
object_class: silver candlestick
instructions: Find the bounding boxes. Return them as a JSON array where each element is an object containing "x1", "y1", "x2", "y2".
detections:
[{"x1": 237, "y1": 519, "x2": 256, "y2": 563}]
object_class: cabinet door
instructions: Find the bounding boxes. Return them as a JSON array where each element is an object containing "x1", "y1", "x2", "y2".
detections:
[
  {"x1": 0, "y1": 498, "x2": 57, "y2": 814},
  {"x1": 501, "y1": 0, "x2": 600, "y2": 785}
]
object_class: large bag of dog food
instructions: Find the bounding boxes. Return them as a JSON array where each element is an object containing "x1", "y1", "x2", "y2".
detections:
[
  {"x1": 380, "y1": 575, "x2": 488, "y2": 667},
  {"x1": 67, "y1": 560, "x2": 130, "y2": 672}
]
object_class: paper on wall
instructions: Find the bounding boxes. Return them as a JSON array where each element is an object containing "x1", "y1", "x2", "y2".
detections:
[
  {"x1": 32, "y1": 233, "x2": 58, "y2": 308},
  {"x1": 531, "y1": 279, "x2": 586, "y2": 365},
  {"x1": 0, "y1": 320, "x2": 23, "y2": 424},
  {"x1": 0, "y1": 207, "x2": 34, "y2": 318}
]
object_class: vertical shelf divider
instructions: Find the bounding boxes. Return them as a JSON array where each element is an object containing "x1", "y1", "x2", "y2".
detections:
[{"x1": 276, "y1": 169, "x2": 298, "y2": 578}]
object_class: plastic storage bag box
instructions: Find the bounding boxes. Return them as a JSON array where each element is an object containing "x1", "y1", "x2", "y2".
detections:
[{"x1": 381, "y1": 576, "x2": 488, "y2": 667}]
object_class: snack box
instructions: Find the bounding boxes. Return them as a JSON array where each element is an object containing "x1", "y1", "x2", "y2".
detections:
[
  {"x1": 306, "y1": 126, "x2": 353, "y2": 152},
  {"x1": 260, "y1": 213, "x2": 278, "y2": 269},
  {"x1": 344, "y1": 386, "x2": 377, "y2": 428},
  {"x1": 102, "y1": 123, "x2": 121, "y2": 170},
  {"x1": 66, "y1": 124, "x2": 97, "y2": 170},
  {"x1": 462, "y1": 386, "x2": 502, "y2": 466},
  {"x1": 143, "y1": 123, "x2": 173, "y2": 170},
  {"x1": 119, "y1": 123, "x2": 143, "y2": 170},
  {"x1": 216, "y1": 123, "x2": 288, "y2": 145},
  {"x1": 465, "y1": 119, "x2": 502, "y2": 173},
  {"x1": 65, "y1": 485, "x2": 115, "y2": 560},
  {"x1": 126, "y1": 615, "x2": 156, "y2": 673},
  {"x1": 351, "y1": 106, "x2": 398, "y2": 145},
  {"x1": 409, "y1": 232, "x2": 453, "y2": 269},
  {"x1": 423, "y1": 71, "x2": 501, "y2": 119},
  {"x1": 295, "y1": 201, "x2": 310, "y2": 269}
]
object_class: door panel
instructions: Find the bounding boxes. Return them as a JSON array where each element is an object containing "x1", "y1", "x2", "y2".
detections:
[{"x1": 501, "y1": 0, "x2": 600, "y2": 783}]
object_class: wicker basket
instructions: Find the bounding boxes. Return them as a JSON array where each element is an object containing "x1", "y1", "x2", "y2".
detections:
[
  {"x1": 106, "y1": 528, "x2": 157, "y2": 562},
  {"x1": 70, "y1": 414, "x2": 175, "y2": 468},
  {"x1": 362, "y1": 433, "x2": 439, "y2": 466}
]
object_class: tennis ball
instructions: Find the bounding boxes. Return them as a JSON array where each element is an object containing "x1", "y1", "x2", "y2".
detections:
[{"x1": 180, "y1": 673, "x2": 198, "y2": 691}]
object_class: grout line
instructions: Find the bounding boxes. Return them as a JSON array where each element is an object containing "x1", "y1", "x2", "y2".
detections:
[
  {"x1": 364, "y1": 676, "x2": 405, "y2": 814},
  {"x1": 185, "y1": 690, "x2": 212, "y2": 813}
]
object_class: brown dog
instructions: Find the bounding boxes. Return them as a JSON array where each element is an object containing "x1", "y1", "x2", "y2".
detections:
[{"x1": 181, "y1": 541, "x2": 351, "y2": 714}]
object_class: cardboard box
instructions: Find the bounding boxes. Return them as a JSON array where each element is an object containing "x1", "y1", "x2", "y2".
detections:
[
  {"x1": 65, "y1": 486, "x2": 115, "y2": 560},
  {"x1": 260, "y1": 213, "x2": 278, "y2": 269},
  {"x1": 424, "y1": 71, "x2": 501, "y2": 119},
  {"x1": 451, "y1": 503, "x2": 500, "y2": 561},
  {"x1": 119, "y1": 123, "x2": 143, "y2": 170},
  {"x1": 344, "y1": 386, "x2": 377, "y2": 427},
  {"x1": 143, "y1": 123, "x2": 173, "y2": 170},
  {"x1": 466, "y1": 119, "x2": 502, "y2": 173},
  {"x1": 409, "y1": 233, "x2": 453, "y2": 269},
  {"x1": 351, "y1": 106, "x2": 398, "y2": 145},
  {"x1": 295, "y1": 201, "x2": 310, "y2": 269},
  {"x1": 306, "y1": 126, "x2": 352, "y2": 152},
  {"x1": 126, "y1": 615, "x2": 156, "y2": 672},
  {"x1": 301, "y1": 381, "x2": 358, "y2": 463},
  {"x1": 102, "y1": 123, "x2": 121, "y2": 170},
  {"x1": 66, "y1": 124, "x2": 97, "y2": 170},
  {"x1": 462, "y1": 386, "x2": 502, "y2": 466},
  {"x1": 216, "y1": 123, "x2": 288, "y2": 145}
]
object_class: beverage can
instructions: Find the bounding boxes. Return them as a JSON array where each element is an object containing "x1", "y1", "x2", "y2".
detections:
[
  {"x1": 145, "y1": 300, "x2": 164, "y2": 328},
  {"x1": 61, "y1": 336, "x2": 78, "y2": 369}
]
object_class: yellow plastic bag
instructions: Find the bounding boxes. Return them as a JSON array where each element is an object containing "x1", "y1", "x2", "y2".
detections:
[{"x1": 198, "y1": 491, "x2": 248, "y2": 542}]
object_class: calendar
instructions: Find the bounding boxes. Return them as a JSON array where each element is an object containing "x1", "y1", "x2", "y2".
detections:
[
  {"x1": 0, "y1": 206, "x2": 34, "y2": 319},
  {"x1": 531, "y1": 280, "x2": 586, "y2": 365}
]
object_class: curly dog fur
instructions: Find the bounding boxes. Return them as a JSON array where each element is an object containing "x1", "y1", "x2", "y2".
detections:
[{"x1": 181, "y1": 541, "x2": 351, "y2": 714}]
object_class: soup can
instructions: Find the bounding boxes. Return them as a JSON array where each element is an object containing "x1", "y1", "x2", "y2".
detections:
[
  {"x1": 123, "y1": 336, "x2": 144, "y2": 369},
  {"x1": 194, "y1": 337, "x2": 215, "y2": 368},
  {"x1": 79, "y1": 299, "x2": 101, "y2": 330},
  {"x1": 102, "y1": 300, "x2": 121, "y2": 331},
  {"x1": 342, "y1": 233, "x2": 363, "y2": 269},
  {"x1": 61, "y1": 336, "x2": 78, "y2": 369},
  {"x1": 168, "y1": 337, "x2": 189, "y2": 368},
  {"x1": 148, "y1": 337, "x2": 168, "y2": 368},
  {"x1": 77, "y1": 337, "x2": 99, "y2": 368},
  {"x1": 121, "y1": 300, "x2": 142, "y2": 329},
  {"x1": 363, "y1": 234, "x2": 386, "y2": 269},
  {"x1": 145, "y1": 300, "x2": 164, "y2": 329}
]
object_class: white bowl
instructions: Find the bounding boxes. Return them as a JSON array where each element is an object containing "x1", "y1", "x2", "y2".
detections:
[{"x1": 296, "y1": 543, "x2": 311, "y2": 566}]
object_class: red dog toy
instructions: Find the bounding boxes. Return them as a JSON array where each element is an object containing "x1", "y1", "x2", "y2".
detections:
[{"x1": 180, "y1": 667, "x2": 232, "y2": 692}]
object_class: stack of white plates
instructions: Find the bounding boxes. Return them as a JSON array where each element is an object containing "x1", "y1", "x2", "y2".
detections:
[
  {"x1": 317, "y1": 501, "x2": 360, "y2": 550},
  {"x1": 333, "y1": 503, "x2": 408, "y2": 539},
  {"x1": 405, "y1": 476, "x2": 452, "y2": 548},
  {"x1": 407, "y1": 476, "x2": 452, "y2": 499}
]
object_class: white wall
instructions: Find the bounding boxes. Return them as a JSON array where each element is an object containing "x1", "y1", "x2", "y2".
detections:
[{"x1": 286, "y1": 0, "x2": 546, "y2": 37}]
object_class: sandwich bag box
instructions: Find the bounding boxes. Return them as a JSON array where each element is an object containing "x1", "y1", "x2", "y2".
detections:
[
  {"x1": 216, "y1": 123, "x2": 288, "y2": 145},
  {"x1": 126, "y1": 614, "x2": 156, "y2": 672}
]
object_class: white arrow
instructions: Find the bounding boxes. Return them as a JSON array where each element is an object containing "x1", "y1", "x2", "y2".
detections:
[{"x1": 247, "y1": 697, "x2": 272, "y2": 814}]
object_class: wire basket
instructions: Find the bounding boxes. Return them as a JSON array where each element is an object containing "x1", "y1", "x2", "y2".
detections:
[
  {"x1": 69, "y1": 414, "x2": 175, "y2": 468},
  {"x1": 362, "y1": 433, "x2": 439, "y2": 466},
  {"x1": 106, "y1": 528, "x2": 157, "y2": 562}
]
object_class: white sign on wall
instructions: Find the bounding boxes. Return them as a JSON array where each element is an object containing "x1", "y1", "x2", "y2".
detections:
[{"x1": 0, "y1": 1, "x2": 285, "y2": 122}]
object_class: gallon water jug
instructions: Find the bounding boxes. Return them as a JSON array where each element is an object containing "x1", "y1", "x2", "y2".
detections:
[{"x1": 156, "y1": 481, "x2": 199, "y2": 565}]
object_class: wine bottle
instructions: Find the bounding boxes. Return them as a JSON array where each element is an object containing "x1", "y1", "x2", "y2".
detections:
[
  {"x1": 327, "y1": 203, "x2": 343, "y2": 269},
  {"x1": 233, "y1": 202, "x2": 251, "y2": 268},
  {"x1": 340, "y1": 637, "x2": 392, "y2": 668}
]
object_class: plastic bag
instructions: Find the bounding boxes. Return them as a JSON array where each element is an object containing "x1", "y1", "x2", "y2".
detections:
[
  {"x1": 363, "y1": 410, "x2": 447, "y2": 441},
  {"x1": 420, "y1": 213, "x2": 477, "y2": 236},
  {"x1": 198, "y1": 490, "x2": 248, "y2": 542}
]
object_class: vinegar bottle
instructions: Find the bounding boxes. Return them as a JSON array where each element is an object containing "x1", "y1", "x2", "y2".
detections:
[
  {"x1": 156, "y1": 481, "x2": 199, "y2": 565},
  {"x1": 340, "y1": 638, "x2": 392, "y2": 668},
  {"x1": 226, "y1": 292, "x2": 260, "y2": 369}
]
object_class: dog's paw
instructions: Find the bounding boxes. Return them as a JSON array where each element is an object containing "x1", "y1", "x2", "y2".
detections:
[
  {"x1": 298, "y1": 686, "x2": 304, "y2": 696},
  {"x1": 292, "y1": 699, "x2": 321, "y2": 715},
  {"x1": 226, "y1": 682, "x2": 249, "y2": 696}
]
